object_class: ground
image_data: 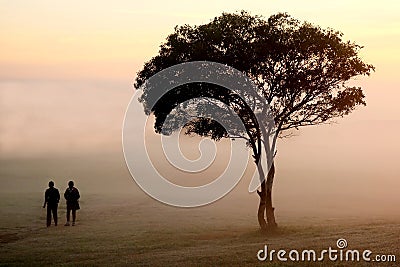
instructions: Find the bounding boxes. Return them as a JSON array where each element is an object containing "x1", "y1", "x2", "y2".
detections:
[
  {"x1": 0, "y1": 192, "x2": 398, "y2": 266},
  {"x1": 0, "y1": 156, "x2": 398, "y2": 266}
]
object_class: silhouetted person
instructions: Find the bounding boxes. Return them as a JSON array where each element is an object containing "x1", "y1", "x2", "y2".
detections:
[
  {"x1": 64, "y1": 180, "x2": 80, "y2": 226},
  {"x1": 43, "y1": 181, "x2": 60, "y2": 227}
]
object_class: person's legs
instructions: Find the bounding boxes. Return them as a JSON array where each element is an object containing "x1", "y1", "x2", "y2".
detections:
[
  {"x1": 65, "y1": 207, "x2": 71, "y2": 226},
  {"x1": 46, "y1": 205, "x2": 52, "y2": 227},
  {"x1": 52, "y1": 205, "x2": 58, "y2": 226},
  {"x1": 72, "y1": 209, "x2": 76, "y2": 225}
]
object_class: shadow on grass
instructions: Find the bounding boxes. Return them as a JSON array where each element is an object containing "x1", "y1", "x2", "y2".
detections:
[
  {"x1": 225, "y1": 224, "x2": 305, "y2": 239},
  {"x1": 0, "y1": 233, "x2": 20, "y2": 244}
]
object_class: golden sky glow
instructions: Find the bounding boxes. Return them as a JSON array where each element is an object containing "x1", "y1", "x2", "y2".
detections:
[{"x1": 1, "y1": 0, "x2": 399, "y2": 81}]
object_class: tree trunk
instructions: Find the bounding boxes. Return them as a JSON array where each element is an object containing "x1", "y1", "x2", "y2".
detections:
[
  {"x1": 257, "y1": 181, "x2": 267, "y2": 231},
  {"x1": 257, "y1": 162, "x2": 277, "y2": 230},
  {"x1": 265, "y1": 163, "x2": 277, "y2": 228}
]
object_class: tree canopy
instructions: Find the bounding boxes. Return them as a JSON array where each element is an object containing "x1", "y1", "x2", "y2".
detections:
[{"x1": 135, "y1": 11, "x2": 374, "y2": 141}]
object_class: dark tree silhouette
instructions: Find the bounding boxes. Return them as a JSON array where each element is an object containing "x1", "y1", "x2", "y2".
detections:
[{"x1": 134, "y1": 11, "x2": 374, "y2": 230}]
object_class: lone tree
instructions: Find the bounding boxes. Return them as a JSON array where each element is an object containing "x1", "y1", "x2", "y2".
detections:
[{"x1": 134, "y1": 12, "x2": 374, "y2": 230}]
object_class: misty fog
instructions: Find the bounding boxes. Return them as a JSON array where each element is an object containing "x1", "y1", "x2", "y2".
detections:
[{"x1": 1, "y1": 79, "x2": 399, "y2": 219}]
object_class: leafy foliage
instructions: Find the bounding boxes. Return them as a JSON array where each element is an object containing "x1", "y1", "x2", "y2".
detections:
[{"x1": 135, "y1": 11, "x2": 374, "y2": 140}]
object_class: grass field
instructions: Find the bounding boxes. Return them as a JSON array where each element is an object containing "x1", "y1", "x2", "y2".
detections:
[
  {"x1": 0, "y1": 192, "x2": 398, "y2": 266},
  {"x1": 0, "y1": 156, "x2": 399, "y2": 266}
]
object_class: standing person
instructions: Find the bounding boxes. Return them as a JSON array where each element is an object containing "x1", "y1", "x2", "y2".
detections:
[
  {"x1": 64, "y1": 180, "x2": 80, "y2": 226},
  {"x1": 43, "y1": 181, "x2": 60, "y2": 227}
]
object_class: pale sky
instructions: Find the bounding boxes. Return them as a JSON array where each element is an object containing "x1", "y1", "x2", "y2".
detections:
[{"x1": 1, "y1": 0, "x2": 399, "y2": 81}]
